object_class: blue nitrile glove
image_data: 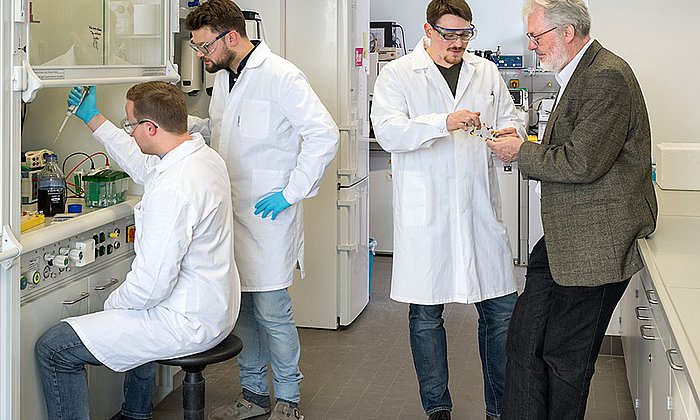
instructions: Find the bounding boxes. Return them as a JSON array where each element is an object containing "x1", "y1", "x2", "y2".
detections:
[
  {"x1": 67, "y1": 86, "x2": 100, "y2": 123},
  {"x1": 254, "y1": 191, "x2": 292, "y2": 220}
]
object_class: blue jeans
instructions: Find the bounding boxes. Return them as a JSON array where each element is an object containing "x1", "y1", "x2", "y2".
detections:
[
  {"x1": 501, "y1": 238, "x2": 629, "y2": 420},
  {"x1": 409, "y1": 292, "x2": 517, "y2": 417},
  {"x1": 234, "y1": 290, "x2": 303, "y2": 404},
  {"x1": 35, "y1": 321, "x2": 155, "y2": 420}
]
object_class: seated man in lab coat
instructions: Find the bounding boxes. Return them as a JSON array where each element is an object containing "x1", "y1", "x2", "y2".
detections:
[
  {"x1": 370, "y1": 1, "x2": 526, "y2": 419},
  {"x1": 35, "y1": 81, "x2": 241, "y2": 420}
]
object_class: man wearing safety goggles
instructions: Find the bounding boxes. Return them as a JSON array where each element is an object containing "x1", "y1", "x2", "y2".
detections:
[{"x1": 370, "y1": 1, "x2": 526, "y2": 419}]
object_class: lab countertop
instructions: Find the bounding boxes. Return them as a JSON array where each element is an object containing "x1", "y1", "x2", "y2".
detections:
[
  {"x1": 638, "y1": 184, "x2": 700, "y2": 406},
  {"x1": 21, "y1": 196, "x2": 140, "y2": 253}
]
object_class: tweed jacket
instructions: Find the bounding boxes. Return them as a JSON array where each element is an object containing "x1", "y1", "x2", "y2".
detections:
[{"x1": 519, "y1": 40, "x2": 658, "y2": 286}]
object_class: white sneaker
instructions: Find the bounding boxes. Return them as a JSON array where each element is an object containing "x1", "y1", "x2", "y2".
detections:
[
  {"x1": 267, "y1": 401, "x2": 304, "y2": 420},
  {"x1": 207, "y1": 393, "x2": 272, "y2": 420}
]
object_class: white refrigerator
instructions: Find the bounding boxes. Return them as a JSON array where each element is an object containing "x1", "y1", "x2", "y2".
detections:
[{"x1": 281, "y1": 0, "x2": 371, "y2": 329}]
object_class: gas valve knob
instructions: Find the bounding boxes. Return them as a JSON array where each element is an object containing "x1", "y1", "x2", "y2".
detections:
[
  {"x1": 68, "y1": 249, "x2": 83, "y2": 262},
  {"x1": 52, "y1": 255, "x2": 70, "y2": 269}
]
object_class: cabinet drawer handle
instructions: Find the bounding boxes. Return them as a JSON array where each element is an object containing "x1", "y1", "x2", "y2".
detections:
[
  {"x1": 645, "y1": 288, "x2": 659, "y2": 304},
  {"x1": 666, "y1": 349, "x2": 684, "y2": 371},
  {"x1": 640, "y1": 325, "x2": 655, "y2": 340},
  {"x1": 94, "y1": 278, "x2": 120, "y2": 291},
  {"x1": 635, "y1": 306, "x2": 652, "y2": 320},
  {"x1": 62, "y1": 292, "x2": 89, "y2": 305}
]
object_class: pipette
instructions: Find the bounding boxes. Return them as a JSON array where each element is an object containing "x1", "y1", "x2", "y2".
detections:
[{"x1": 53, "y1": 86, "x2": 90, "y2": 143}]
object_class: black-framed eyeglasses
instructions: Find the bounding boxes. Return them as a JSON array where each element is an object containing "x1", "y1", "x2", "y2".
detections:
[
  {"x1": 188, "y1": 30, "x2": 231, "y2": 55},
  {"x1": 120, "y1": 117, "x2": 159, "y2": 135},
  {"x1": 430, "y1": 23, "x2": 478, "y2": 42},
  {"x1": 526, "y1": 27, "x2": 558, "y2": 46}
]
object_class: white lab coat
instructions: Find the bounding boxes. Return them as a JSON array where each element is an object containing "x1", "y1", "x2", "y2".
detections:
[
  {"x1": 371, "y1": 38, "x2": 526, "y2": 305},
  {"x1": 189, "y1": 40, "x2": 339, "y2": 292},
  {"x1": 65, "y1": 123, "x2": 240, "y2": 372}
]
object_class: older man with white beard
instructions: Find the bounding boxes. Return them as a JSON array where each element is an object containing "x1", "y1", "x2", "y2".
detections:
[{"x1": 487, "y1": 1, "x2": 657, "y2": 419}]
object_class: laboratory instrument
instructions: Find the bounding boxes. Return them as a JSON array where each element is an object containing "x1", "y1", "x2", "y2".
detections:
[
  {"x1": 492, "y1": 54, "x2": 524, "y2": 69},
  {"x1": 53, "y1": 86, "x2": 90, "y2": 143},
  {"x1": 180, "y1": 39, "x2": 203, "y2": 93},
  {"x1": 24, "y1": 149, "x2": 54, "y2": 168},
  {"x1": 82, "y1": 169, "x2": 129, "y2": 208},
  {"x1": 21, "y1": 167, "x2": 41, "y2": 204},
  {"x1": 499, "y1": 68, "x2": 558, "y2": 131}
]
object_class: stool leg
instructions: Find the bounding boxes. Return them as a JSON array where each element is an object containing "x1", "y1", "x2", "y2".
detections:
[{"x1": 182, "y1": 370, "x2": 205, "y2": 420}]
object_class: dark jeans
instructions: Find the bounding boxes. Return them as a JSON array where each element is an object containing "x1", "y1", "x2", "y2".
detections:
[
  {"x1": 35, "y1": 321, "x2": 156, "y2": 420},
  {"x1": 409, "y1": 292, "x2": 517, "y2": 417},
  {"x1": 501, "y1": 237, "x2": 629, "y2": 420}
]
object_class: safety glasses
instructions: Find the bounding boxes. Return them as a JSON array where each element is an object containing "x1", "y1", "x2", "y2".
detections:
[
  {"x1": 431, "y1": 23, "x2": 478, "y2": 42},
  {"x1": 120, "y1": 117, "x2": 159, "y2": 135},
  {"x1": 188, "y1": 30, "x2": 231, "y2": 55}
]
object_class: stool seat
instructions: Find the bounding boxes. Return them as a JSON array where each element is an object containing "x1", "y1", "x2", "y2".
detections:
[
  {"x1": 157, "y1": 334, "x2": 243, "y2": 370},
  {"x1": 156, "y1": 333, "x2": 243, "y2": 420}
]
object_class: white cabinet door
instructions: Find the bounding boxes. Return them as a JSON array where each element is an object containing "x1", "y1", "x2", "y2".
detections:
[
  {"x1": 650, "y1": 327, "x2": 671, "y2": 420},
  {"x1": 20, "y1": 278, "x2": 89, "y2": 420},
  {"x1": 638, "y1": 321, "x2": 653, "y2": 420},
  {"x1": 668, "y1": 339, "x2": 700, "y2": 420},
  {"x1": 338, "y1": 179, "x2": 369, "y2": 326},
  {"x1": 86, "y1": 256, "x2": 132, "y2": 420},
  {"x1": 622, "y1": 273, "x2": 641, "y2": 410}
]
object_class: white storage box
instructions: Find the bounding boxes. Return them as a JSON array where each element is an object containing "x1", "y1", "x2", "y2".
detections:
[{"x1": 655, "y1": 143, "x2": 700, "y2": 191}]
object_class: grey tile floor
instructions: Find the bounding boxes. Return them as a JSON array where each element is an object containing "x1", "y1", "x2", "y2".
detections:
[{"x1": 153, "y1": 255, "x2": 636, "y2": 420}]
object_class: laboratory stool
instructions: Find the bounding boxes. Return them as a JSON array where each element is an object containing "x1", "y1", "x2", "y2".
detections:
[{"x1": 156, "y1": 334, "x2": 243, "y2": 420}]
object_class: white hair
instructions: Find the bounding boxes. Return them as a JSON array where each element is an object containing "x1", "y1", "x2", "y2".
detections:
[{"x1": 523, "y1": 0, "x2": 591, "y2": 38}]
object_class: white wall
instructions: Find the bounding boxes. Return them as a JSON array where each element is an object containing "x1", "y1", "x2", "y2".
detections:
[
  {"x1": 589, "y1": 0, "x2": 700, "y2": 150},
  {"x1": 370, "y1": 0, "x2": 528, "y2": 56}
]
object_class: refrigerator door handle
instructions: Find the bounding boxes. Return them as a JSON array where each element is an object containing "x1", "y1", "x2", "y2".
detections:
[
  {"x1": 337, "y1": 196, "x2": 358, "y2": 252},
  {"x1": 337, "y1": 197, "x2": 358, "y2": 207},
  {"x1": 337, "y1": 243, "x2": 358, "y2": 252},
  {"x1": 0, "y1": 225, "x2": 23, "y2": 270},
  {"x1": 337, "y1": 126, "x2": 358, "y2": 177}
]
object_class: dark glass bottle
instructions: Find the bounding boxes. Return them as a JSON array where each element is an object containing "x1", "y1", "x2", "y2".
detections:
[{"x1": 37, "y1": 154, "x2": 66, "y2": 217}]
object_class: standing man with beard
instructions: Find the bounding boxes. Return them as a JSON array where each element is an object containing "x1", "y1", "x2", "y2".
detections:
[
  {"x1": 185, "y1": 1, "x2": 339, "y2": 420},
  {"x1": 488, "y1": 1, "x2": 657, "y2": 419},
  {"x1": 370, "y1": 1, "x2": 526, "y2": 419}
]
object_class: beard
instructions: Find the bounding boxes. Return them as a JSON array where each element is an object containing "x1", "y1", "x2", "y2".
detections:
[
  {"x1": 538, "y1": 36, "x2": 569, "y2": 72},
  {"x1": 443, "y1": 46, "x2": 465, "y2": 65},
  {"x1": 204, "y1": 48, "x2": 236, "y2": 73}
]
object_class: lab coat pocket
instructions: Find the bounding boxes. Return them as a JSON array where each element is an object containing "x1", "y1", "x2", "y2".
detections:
[
  {"x1": 475, "y1": 94, "x2": 496, "y2": 127},
  {"x1": 240, "y1": 99, "x2": 270, "y2": 139},
  {"x1": 395, "y1": 171, "x2": 427, "y2": 227},
  {"x1": 251, "y1": 169, "x2": 291, "y2": 223}
]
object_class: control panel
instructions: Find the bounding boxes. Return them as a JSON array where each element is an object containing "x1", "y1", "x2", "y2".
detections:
[
  {"x1": 493, "y1": 54, "x2": 524, "y2": 69},
  {"x1": 19, "y1": 215, "x2": 136, "y2": 300}
]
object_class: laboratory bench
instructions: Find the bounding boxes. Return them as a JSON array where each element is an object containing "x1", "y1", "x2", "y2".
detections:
[{"x1": 623, "y1": 185, "x2": 700, "y2": 419}]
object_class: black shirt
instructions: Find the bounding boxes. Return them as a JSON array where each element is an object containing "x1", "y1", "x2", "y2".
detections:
[
  {"x1": 227, "y1": 40, "x2": 260, "y2": 92},
  {"x1": 435, "y1": 61, "x2": 462, "y2": 97}
]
